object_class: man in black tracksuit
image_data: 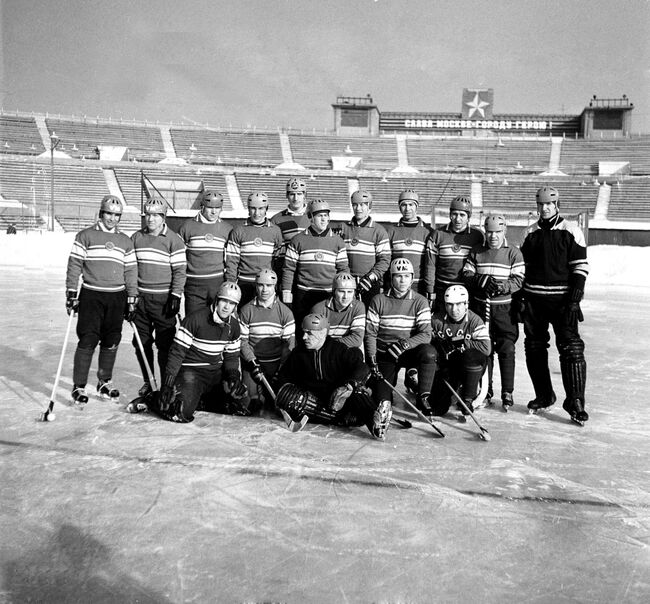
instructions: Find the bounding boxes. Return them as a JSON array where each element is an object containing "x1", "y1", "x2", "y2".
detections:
[
  {"x1": 275, "y1": 313, "x2": 392, "y2": 439},
  {"x1": 519, "y1": 186, "x2": 589, "y2": 424}
]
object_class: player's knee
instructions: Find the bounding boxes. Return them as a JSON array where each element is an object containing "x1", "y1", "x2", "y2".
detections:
[
  {"x1": 78, "y1": 335, "x2": 99, "y2": 350},
  {"x1": 558, "y1": 338, "x2": 585, "y2": 362},
  {"x1": 524, "y1": 338, "x2": 547, "y2": 354}
]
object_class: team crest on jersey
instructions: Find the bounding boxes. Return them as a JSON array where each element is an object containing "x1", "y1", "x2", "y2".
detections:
[
  {"x1": 253, "y1": 237, "x2": 263, "y2": 247},
  {"x1": 205, "y1": 233, "x2": 214, "y2": 242},
  {"x1": 315, "y1": 252, "x2": 324, "y2": 261},
  {"x1": 452, "y1": 244, "x2": 461, "y2": 252},
  {"x1": 351, "y1": 238, "x2": 359, "y2": 246},
  {"x1": 405, "y1": 238, "x2": 413, "y2": 246},
  {"x1": 105, "y1": 242, "x2": 115, "y2": 251}
]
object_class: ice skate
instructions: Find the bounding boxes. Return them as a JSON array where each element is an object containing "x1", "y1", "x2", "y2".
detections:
[
  {"x1": 455, "y1": 399, "x2": 474, "y2": 422},
  {"x1": 484, "y1": 386, "x2": 494, "y2": 407},
  {"x1": 97, "y1": 379, "x2": 120, "y2": 402},
  {"x1": 417, "y1": 392, "x2": 433, "y2": 416},
  {"x1": 71, "y1": 385, "x2": 88, "y2": 407},
  {"x1": 527, "y1": 392, "x2": 556, "y2": 415},
  {"x1": 563, "y1": 398, "x2": 589, "y2": 426},
  {"x1": 502, "y1": 392, "x2": 514, "y2": 412},
  {"x1": 138, "y1": 382, "x2": 152, "y2": 397},
  {"x1": 370, "y1": 400, "x2": 392, "y2": 440}
]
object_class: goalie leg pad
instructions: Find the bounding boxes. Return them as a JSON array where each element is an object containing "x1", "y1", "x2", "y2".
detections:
[{"x1": 275, "y1": 383, "x2": 337, "y2": 424}]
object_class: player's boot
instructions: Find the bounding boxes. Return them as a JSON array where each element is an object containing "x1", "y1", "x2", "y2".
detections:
[
  {"x1": 527, "y1": 392, "x2": 556, "y2": 414},
  {"x1": 404, "y1": 368, "x2": 418, "y2": 394},
  {"x1": 501, "y1": 391, "x2": 514, "y2": 412},
  {"x1": 138, "y1": 382, "x2": 152, "y2": 397},
  {"x1": 71, "y1": 385, "x2": 89, "y2": 407},
  {"x1": 97, "y1": 379, "x2": 120, "y2": 401},
  {"x1": 456, "y1": 398, "x2": 474, "y2": 422},
  {"x1": 417, "y1": 392, "x2": 433, "y2": 415},
  {"x1": 370, "y1": 400, "x2": 392, "y2": 440},
  {"x1": 484, "y1": 386, "x2": 494, "y2": 407},
  {"x1": 563, "y1": 397, "x2": 589, "y2": 426}
]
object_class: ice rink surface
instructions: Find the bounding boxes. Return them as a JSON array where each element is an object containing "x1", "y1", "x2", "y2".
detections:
[{"x1": 1, "y1": 238, "x2": 649, "y2": 603}]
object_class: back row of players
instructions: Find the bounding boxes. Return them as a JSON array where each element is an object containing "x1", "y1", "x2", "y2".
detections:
[{"x1": 65, "y1": 177, "x2": 589, "y2": 439}]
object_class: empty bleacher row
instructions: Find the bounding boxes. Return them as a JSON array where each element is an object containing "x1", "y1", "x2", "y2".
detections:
[
  {"x1": 2, "y1": 111, "x2": 649, "y2": 178},
  {"x1": 607, "y1": 178, "x2": 650, "y2": 221}
]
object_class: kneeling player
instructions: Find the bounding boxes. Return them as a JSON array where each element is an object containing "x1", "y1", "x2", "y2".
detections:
[
  {"x1": 275, "y1": 313, "x2": 391, "y2": 440},
  {"x1": 147, "y1": 282, "x2": 250, "y2": 422},
  {"x1": 429, "y1": 285, "x2": 491, "y2": 416}
]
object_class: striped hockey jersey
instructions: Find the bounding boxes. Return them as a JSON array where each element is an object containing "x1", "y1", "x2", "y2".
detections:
[
  {"x1": 365, "y1": 289, "x2": 432, "y2": 358},
  {"x1": 165, "y1": 308, "x2": 241, "y2": 381},
  {"x1": 462, "y1": 240, "x2": 525, "y2": 305},
  {"x1": 385, "y1": 218, "x2": 432, "y2": 291},
  {"x1": 340, "y1": 217, "x2": 391, "y2": 281},
  {"x1": 238, "y1": 296, "x2": 295, "y2": 363},
  {"x1": 425, "y1": 223, "x2": 484, "y2": 294},
  {"x1": 177, "y1": 214, "x2": 233, "y2": 280},
  {"x1": 310, "y1": 296, "x2": 365, "y2": 349},
  {"x1": 224, "y1": 219, "x2": 283, "y2": 284},
  {"x1": 520, "y1": 215, "x2": 588, "y2": 297},
  {"x1": 282, "y1": 227, "x2": 349, "y2": 292},
  {"x1": 131, "y1": 224, "x2": 187, "y2": 296},
  {"x1": 66, "y1": 221, "x2": 138, "y2": 295},
  {"x1": 431, "y1": 309, "x2": 491, "y2": 357}
]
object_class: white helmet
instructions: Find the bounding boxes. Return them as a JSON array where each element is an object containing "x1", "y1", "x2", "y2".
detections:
[
  {"x1": 444, "y1": 285, "x2": 469, "y2": 304},
  {"x1": 216, "y1": 281, "x2": 242, "y2": 305},
  {"x1": 390, "y1": 257, "x2": 414, "y2": 275}
]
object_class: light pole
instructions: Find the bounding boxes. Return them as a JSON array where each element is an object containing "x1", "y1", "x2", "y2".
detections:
[{"x1": 49, "y1": 132, "x2": 60, "y2": 231}]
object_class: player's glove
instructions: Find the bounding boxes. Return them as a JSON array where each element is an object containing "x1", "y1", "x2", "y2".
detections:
[
  {"x1": 387, "y1": 339, "x2": 411, "y2": 361},
  {"x1": 164, "y1": 294, "x2": 181, "y2": 318},
  {"x1": 437, "y1": 338, "x2": 466, "y2": 360},
  {"x1": 65, "y1": 290, "x2": 79, "y2": 315},
  {"x1": 330, "y1": 382, "x2": 354, "y2": 412},
  {"x1": 249, "y1": 360, "x2": 265, "y2": 385},
  {"x1": 357, "y1": 273, "x2": 376, "y2": 294},
  {"x1": 484, "y1": 277, "x2": 501, "y2": 298},
  {"x1": 281, "y1": 290, "x2": 293, "y2": 305},
  {"x1": 566, "y1": 287, "x2": 584, "y2": 324},
  {"x1": 159, "y1": 383, "x2": 175, "y2": 412},
  {"x1": 124, "y1": 296, "x2": 139, "y2": 322},
  {"x1": 368, "y1": 355, "x2": 383, "y2": 381},
  {"x1": 225, "y1": 374, "x2": 248, "y2": 400},
  {"x1": 427, "y1": 292, "x2": 436, "y2": 310}
]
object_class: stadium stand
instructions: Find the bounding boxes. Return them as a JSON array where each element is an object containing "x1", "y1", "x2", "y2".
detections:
[
  {"x1": 559, "y1": 137, "x2": 650, "y2": 176},
  {"x1": 406, "y1": 137, "x2": 553, "y2": 173},
  {"x1": 289, "y1": 134, "x2": 399, "y2": 171},
  {"x1": 482, "y1": 179, "x2": 600, "y2": 217},
  {"x1": 607, "y1": 178, "x2": 650, "y2": 221},
  {"x1": 170, "y1": 128, "x2": 283, "y2": 167},
  {"x1": 0, "y1": 115, "x2": 44, "y2": 155},
  {"x1": 45, "y1": 118, "x2": 166, "y2": 162},
  {"x1": 234, "y1": 172, "x2": 350, "y2": 215}
]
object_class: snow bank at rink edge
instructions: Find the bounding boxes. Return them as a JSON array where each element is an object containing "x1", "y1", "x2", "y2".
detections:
[{"x1": 0, "y1": 231, "x2": 649, "y2": 287}]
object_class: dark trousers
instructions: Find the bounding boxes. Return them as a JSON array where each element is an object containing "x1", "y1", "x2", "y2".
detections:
[
  {"x1": 523, "y1": 295, "x2": 586, "y2": 401},
  {"x1": 373, "y1": 344, "x2": 437, "y2": 402},
  {"x1": 184, "y1": 276, "x2": 224, "y2": 317},
  {"x1": 73, "y1": 288, "x2": 126, "y2": 386},
  {"x1": 132, "y1": 293, "x2": 177, "y2": 385},
  {"x1": 430, "y1": 348, "x2": 489, "y2": 415}
]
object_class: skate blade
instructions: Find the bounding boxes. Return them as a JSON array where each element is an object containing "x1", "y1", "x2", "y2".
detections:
[{"x1": 570, "y1": 417, "x2": 585, "y2": 426}]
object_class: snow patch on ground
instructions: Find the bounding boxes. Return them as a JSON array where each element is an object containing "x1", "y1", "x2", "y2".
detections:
[{"x1": 1, "y1": 232, "x2": 648, "y2": 286}]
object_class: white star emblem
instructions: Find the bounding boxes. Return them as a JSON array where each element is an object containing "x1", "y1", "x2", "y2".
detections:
[{"x1": 465, "y1": 92, "x2": 490, "y2": 118}]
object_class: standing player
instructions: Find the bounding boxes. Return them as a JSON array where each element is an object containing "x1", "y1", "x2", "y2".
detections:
[
  {"x1": 462, "y1": 214, "x2": 524, "y2": 410},
  {"x1": 425, "y1": 195, "x2": 483, "y2": 311},
  {"x1": 224, "y1": 191, "x2": 283, "y2": 306},
  {"x1": 310, "y1": 272, "x2": 365, "y2": 349},
  {"x1": 178, "y1": 189, "x2": 233, "y2": 316},
  {"x1": 430, "y1": 285, "x2": 492, "y2": 417},
  {"x1": 131, "y1": 196, "x2": 187, "y2": 395},
  {"x1": 152, "y1": 282, "x2": 248, "y2": 423},
  {"x1": 340, "y1": 189, "x2": 391, "y2": 307},
  {"x1": 65, "y1": 195, "x2": 138, "y2": 405},
  {"x1": 519, "y1": 186, "x2": 589, "y2": 424},
  {"x1": 239, "y1": 269, "x2": 295, "y2": 409},
  {"x1": 365, "y1": 258, "x2": 436, "y2": 415},
  {"x1": 385, "y1": 189, "x2": 431, "y2": 294},
  {"x1": 271, "y1": 177, "x2": 311, "y2": 255},
  {"x1": 281, "y1": 198, "x2": 349, "y2": 324}
]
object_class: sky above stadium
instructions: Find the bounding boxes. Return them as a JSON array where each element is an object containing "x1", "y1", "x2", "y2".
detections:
[{"x1": 1, "y1": 0, "x2": 649, "y2": 133}]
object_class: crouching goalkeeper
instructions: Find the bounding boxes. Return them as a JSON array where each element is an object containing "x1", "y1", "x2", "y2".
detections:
[{"x1": 275, "y1": 313, "x2": 392, "y2": 440}]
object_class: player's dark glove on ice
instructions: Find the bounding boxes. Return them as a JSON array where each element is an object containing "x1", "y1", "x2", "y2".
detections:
[
  {"x1": 125, "y1": 296, "x2": 139, "y2": 322},
  {"x1": 164, "y1": 294, "x2": 181, "y2": 318},
  {"x1": 66, "y1": 290, "x2": 79, "y2": 315},
  {"x1": 159, "y1": 384, "x2": 175, "y2": 412},
  {"x1": 250, "y1": 360, "x2": 265, "y2": 385},
  {"x1": 567, "y1": 287, "x2": 584, "y2": 324}
]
